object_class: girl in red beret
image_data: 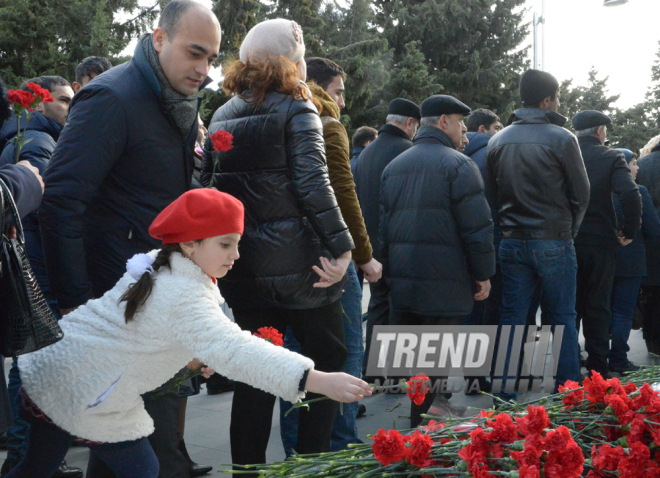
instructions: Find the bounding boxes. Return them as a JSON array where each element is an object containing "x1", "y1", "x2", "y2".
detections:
[{"x1": 8, "y1": 189, "x2": 372, "y2": 478}]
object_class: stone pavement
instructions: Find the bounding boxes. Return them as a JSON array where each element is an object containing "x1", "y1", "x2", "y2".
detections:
[{"x1": 2, "y1": 286, "x2": 659, "y2": 475}]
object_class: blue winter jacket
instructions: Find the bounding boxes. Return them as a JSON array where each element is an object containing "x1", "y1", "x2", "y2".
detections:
[{"x1": 0, "y1": 111, "x2": 62, "y2": 297}]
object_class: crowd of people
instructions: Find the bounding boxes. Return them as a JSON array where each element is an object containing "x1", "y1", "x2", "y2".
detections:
[{"x1": 1, "y1": 0, "x2": 659, "y2": 477}]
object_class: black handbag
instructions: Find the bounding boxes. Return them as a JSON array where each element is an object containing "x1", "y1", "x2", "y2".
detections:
[{"x1": 0, "y1": 178, "x2": 63, "y2": 356}]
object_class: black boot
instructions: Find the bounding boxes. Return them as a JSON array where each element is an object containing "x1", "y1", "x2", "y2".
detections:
[
  {"x1": 53, "y1": 461, "x2": 83, "y2": 478},
  {"x1": 179, "y1": 440, "x2": 212, "y2": 476}
]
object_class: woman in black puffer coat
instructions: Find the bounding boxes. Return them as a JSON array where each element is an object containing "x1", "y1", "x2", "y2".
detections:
[{"x1": 201, "y1": 19, "x2": 355, "y2": 474}]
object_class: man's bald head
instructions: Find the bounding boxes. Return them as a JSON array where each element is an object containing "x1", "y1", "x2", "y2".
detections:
[{"x1": 158, "y1": 0, "x2": 219, "y2": 39}]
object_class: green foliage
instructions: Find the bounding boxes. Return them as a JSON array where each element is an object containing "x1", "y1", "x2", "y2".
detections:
[{"x1": 0, "y1": 0, "x2": 159, "y2": 87}]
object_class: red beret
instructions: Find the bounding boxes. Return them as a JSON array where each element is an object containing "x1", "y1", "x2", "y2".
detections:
[{"x1": 149, "y1": 189, "x2": 244, "y2": 244}]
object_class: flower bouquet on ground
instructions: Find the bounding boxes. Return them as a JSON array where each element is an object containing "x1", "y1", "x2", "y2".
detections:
[{"x1": 221, "y1": 367, "x2": 660, "y2": 477}]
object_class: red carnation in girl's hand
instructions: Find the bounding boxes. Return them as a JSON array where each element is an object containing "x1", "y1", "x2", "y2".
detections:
[
  {"x1": 371, "y1": 428, "x2": 407, "y2": 466},
  {"x1": 406, "y1": 375, "x2": 430, "y2": 406},
  {"x1": 7, "y1": 90, "x2": 36, "y2": 111},
  {"x1": 210, "y1": 130, "x2": 234, "y2": 152},
  {"x1": 253, "y1": 326, "x2": 284, "y2": 346},
  {"x1": 26, "y1": 82, "x2": 53, "y2": 104}
]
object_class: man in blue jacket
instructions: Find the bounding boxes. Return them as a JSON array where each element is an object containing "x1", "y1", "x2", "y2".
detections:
[{"x1": 39, "y1": 1, "x2": 221, "y2": 476}]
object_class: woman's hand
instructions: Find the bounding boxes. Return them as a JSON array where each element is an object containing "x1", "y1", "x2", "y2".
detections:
[
  {"x1": 304, "y1": 370, "x2": 373, "y2": 403},
  {"x1": 312, "y1": 251, "x2": 352, "y2": 288}
]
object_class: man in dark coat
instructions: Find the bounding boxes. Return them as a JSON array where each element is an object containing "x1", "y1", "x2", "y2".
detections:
[
  {"x1": 487, "y1": 69, "x2": 590, "y2": 401},
  {"x1": 38, "y1": 2, "x2": 221, "y2": 476},
  {"x1": 572, "y1": 110, "x2": 641, "y2": 378},
  {"x1": 380, "y1": 94, "x2": 495, "y2": 426},
  {"x1": 350, "y1": 126, "x2": 377, "y2": 175},
  {"x1": 353, "y1": 98, "x2": 420, "y2": 379}
]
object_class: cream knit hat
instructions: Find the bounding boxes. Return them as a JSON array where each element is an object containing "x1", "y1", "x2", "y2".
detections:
[{"x1": 239, "y1": 18, "x2": 305, "y2": 64}]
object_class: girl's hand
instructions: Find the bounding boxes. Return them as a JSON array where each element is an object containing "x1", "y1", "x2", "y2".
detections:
[
  {"x1": 200, "y1": 367, "x2": 215, "y2": 379},
  {"x1": 187, "y1": 359, "x2": 215, "y2": 378},
  {"x1": 305, "y1": 370, "x2": 373, "y2": 403},
  {"x1": 312, "y1": 251, "x2": 352, "y2": 288}
]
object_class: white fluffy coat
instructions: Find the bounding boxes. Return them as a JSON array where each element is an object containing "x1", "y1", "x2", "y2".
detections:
[{"x1": 18, "y1": 251, "x2": 313, "y2": 443}]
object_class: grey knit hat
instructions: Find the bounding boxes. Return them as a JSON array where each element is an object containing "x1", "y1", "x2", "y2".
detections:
[{"x1": 239, "y1": 18, "x2": 305, "y2": 64}]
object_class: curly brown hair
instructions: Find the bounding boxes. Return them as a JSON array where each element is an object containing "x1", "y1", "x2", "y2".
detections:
[{"x1": 222, "y1": 55, "x2": 311, "y2": 105}]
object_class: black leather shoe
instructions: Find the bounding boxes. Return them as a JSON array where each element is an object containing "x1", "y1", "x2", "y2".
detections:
[
  {"x1": 179, "y1": 440, "x2": 212, "y2": 476},
  {"x1": 53, "y1": 461, "x2": 83, "y2": 478},
  {"x1": 609, "y1": 361, "x2": 641, "y2": 374}
]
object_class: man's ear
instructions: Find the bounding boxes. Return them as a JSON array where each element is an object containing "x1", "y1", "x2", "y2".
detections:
[
  {"x1": 152, "y1": 28, "x2": 168, "y2": 54},
  {"x1": 478, "y1": 125, "x2": 487, "y2": 133},
  {"x1": 72, "y1": 82, "x2": 81, "y2": 93}
]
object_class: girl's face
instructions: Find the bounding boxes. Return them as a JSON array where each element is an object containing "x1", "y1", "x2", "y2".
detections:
[
  {"x1": 181, "y1": 233, "x2": 241, "y2": 278},
  {"x1": 628, "y1": 158, "x2": 639, "y2": 181}
]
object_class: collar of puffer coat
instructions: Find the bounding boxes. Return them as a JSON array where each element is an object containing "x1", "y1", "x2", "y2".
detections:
[
  {"x1": 413, "y1": 125, "x2": 456, "y2": 149},
  {"x1": 512, "y1": 108, "x2": 568, "y2": 127},
  {"x1": 307, "y1": 83, "x2": 340, "y2": 120}
]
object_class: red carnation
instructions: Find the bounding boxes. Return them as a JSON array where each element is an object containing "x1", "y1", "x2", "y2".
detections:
[
  {"x1": 542, "y1": 425, "x2": 573, "y2": 453},
  {"x1": 486, "y1": 413, "x2": 518, "y2": 444},
  {"x1": 624, "y1": 382, "x2": 638, "y2": 394},
  {"x1": 544, "y1": 442, "x2": 584, "y2": 478},
  {"x1": 633, "y1": 383, "x2": 660, "y2": 411},
  {"x1": 559, "y1": 380, "x2": 584, "y2": 408},
  {"x1": 627, "y1": 416, "x2": 646, "y2": 444},
  {"x1": 518, "y1": 464, "x2": 541, "y2": 478},
  {"x1": 406, "y1": 375, "x2": 430, "y2": 406},
  {"x1": 210, "y1": 130, "x2": 234, "y2": 152},
  {"x1": 458, "y1": 427, "x2": 490, "y2": 471},
  {"x1": 604, "y1": 394, "x2": 634, "y2": 424},
  {"x1": 253, "y1": 326, "x2": 284, "y2": 346},
  {"x1": 7, "y1": 90, "x2": 36, "y2": 111},
  {"x1": 371, "y1": 429, "x2": 407, "y2": 466},
  {"x1": 591, "y1": 444, "x2": 626, "y2": 472},
  {"x1": 405, "y1": 430, "x2": 434, "y2": 467},
  {"x1": 583, "y1": 371, "x2": 611, "y2": 404},
  {"x1": 511, "y1": 446, "x2": 541, "y2": 468},
  {"x1": 516, "y1": 405, "x2": 550, "y2": 438},
  {"x1": 423, "y1": 420, "x2": 445, "y2": 432},
  {"x1": 618, "y1": 442, "x2": 651, "y2": 478},
  {"x1": 26, "y1": 82, "x2": 53, "y2": 104}
]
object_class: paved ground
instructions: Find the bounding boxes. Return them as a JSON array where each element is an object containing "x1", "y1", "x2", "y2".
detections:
[{"x1": 2, "y1": 286, "x2": 659, "y2": 475}]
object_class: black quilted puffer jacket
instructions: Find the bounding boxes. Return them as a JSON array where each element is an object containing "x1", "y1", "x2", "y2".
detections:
[{"x1": 202, "y1": 91, "x2": 354, "y2": 310}]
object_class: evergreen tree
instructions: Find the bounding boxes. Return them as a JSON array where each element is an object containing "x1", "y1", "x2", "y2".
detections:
[{"x1": 0, "y1": 0, "x2": 159, "y2": 87}]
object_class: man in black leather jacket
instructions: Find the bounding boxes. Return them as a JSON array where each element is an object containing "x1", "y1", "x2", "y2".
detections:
[
  {"x1": 572, "y1": 110, "x2": 641, "y2": 377},
  {"x1": 486, "y1": 69, "x2": 590, "y2": 401}
]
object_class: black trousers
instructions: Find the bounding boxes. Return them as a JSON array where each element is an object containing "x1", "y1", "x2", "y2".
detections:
[
  {"x1": 389, "y1": 311, "x2": 462, "y2": 428},
  {"x1": 86, "y1": 392, "x2": 188, "y2": 478},
  {"x1": 230, "y1": 301, "x2": 347, "y2": 475},
  {"x1": 641, "y1": 285, "x2": 660, "y2": 348},
  {"x1": 362, "y1": 278, "x2": 391, "y2": 377},
  {"x1": 575, "y1": 245, "x2": 616, "y2": 375}
]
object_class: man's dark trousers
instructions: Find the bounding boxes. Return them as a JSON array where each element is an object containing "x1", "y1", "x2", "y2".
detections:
[
  {"x1": 389, "y1": 312, "x2": 462, "y2": 428},
  {"x1": 575, "y1": 244, "x2": 617, "y2": 376},
  {"x1": 362, "y1": 278, "x2": 391, "y2": 377}
]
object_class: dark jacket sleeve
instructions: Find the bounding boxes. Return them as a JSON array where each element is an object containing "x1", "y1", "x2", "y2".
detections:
[
  {"x1": 200, "y1": 139, "x2": 213, "y2": 188},
  {"x1": 1, "y1": 131, "x2": 56, "y2": 175},
  {"x1": 39, "y1": 87, "x2": 128, "y2": 309},
  {"x1": 378, "y1": 168, "x2": 391, "y2": 276},
  {"x1": 485, "y1": 147, "x2": 499, "y2": 211},
  {"x1": 640, "y1": 186, "x2": 660, "y2": 240},
  {"x1": 450, "y1": 159, "x2": 496, "y2": 281},
  {"x1": 323, "y1": 119, "x2": 373, "y2": 264},
  {"x1": 286, "y1": 107, "x2": 354, "y2": 259},
  {"x1": 0, "y1": 163, "x2": 42, "y2": 219},
  {"x1": 611, "y1": 152, "x2": 642, "y2": 239},
  {"x1": 560, "y1": 136, "x2": 590, "y2": 238}
]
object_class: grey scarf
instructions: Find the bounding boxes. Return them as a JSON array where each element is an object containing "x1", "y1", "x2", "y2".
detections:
[{"x1": 141, "y1": 34, "x2": 198, "y2": 139}]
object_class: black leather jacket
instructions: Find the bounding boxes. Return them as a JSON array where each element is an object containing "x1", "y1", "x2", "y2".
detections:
[
  {"x1": 486, "y1": 108, "x2": 590, "y2": 240},
  {"x1": 202, "y1": 92, "x2": 354, "y2": 310}
]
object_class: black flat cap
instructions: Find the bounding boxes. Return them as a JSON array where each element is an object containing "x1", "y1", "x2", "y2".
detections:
[
  {"x1": 420, "y1": 95, "x2": 471, "y2": 118},
  {"x1": 572, "y1": 110, "x2": 612, "y2": 131},
  {"x1": 387, "y1": 98, "x2": 421, "y2": 120}
]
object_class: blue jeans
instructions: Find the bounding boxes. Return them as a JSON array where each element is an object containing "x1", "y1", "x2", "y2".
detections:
[
  {"x1": 6, "y1": 300, "x2": 61, "y2": 461},
  {"x1": 610, "y1": 276, "x2": 643, "y2": 368},
  {"x1": 6, "y1": 408, "x2": 158, "y2": 478},
  {"x1": 279, "y1": 262, "x2": 363, "y2": 455},
  {"x1": 496, "y1": 239, "x2": 580, "y2": 399}
]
